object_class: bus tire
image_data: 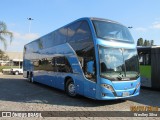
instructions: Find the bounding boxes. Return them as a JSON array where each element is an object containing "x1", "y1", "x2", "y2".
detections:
[
  {"x1": 66, "y1": 79, "x2": 76, "y2": 97},
  {"x1": 28, "y1": 72, "x2": 31, "y2": 82},
  {"x1": 28, "y1": 72, "x2": 34, "y2": 83},
  {"x1": 30, "y1": 73, "x2": 34, "y2": 83},
  {"x1": 27, "y1": 71, "x2": 29, "y2": 78}
]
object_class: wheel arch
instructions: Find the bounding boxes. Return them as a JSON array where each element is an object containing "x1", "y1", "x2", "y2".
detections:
[{"x1": 64, "y1": 76, "x2": 74, "y2": 90}]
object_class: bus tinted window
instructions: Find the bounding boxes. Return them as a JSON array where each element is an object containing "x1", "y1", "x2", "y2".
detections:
[
  {"x1": 73, "y1": 21, "x2": 91, "y2": 42},
  {"x1": 53, "y1": 56, "x2": 72, "y2": 72},
  {"x1": 33, "y1": 56, "x2": 72, "y2": 73},
  {"x1": 139, "y1": 53, "x2": 151, "y2": 65},
  {"x1": 68, "y1": 20, "x2": 96, "y2": 81},
  {"x1": 93, "y1": 20, "x2": 134, "y2": 43},
  {"x1": 41, "y1": 32, "x2": 55, "y2": 49},
  {"x1": 67, "y1": 21, "x2": 82, "y2": 42},
  {"x1": 68, "y1": 21, "x2": 93, "y2": 52},
  {"x1": 54, "y1": 27, "x2": 67, "y2": 45}
]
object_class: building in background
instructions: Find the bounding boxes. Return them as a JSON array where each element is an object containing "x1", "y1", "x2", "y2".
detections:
[{"x1": 1, "y1": 52, "x2": 23, "y2": 67}]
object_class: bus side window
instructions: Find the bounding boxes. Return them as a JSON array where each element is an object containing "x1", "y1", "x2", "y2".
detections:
[
  {"x1": 67, "y1": 20, "x2": 96, "y2": 82},
  {"x1": 67, "y1": 21, "x2": 82, "y2": 43},
  {"x1": 139, "y1": 52, "x2": 151, "y2": 65},
  {"x1": 52, "y1": 56, "x2": 72, "y2": 73},
  {"x1": 54, "y1": 27, "x2": 67, "y2": 45},
  {"x1": 52, "y1": 57, "x2": 58, "y2": 72}
]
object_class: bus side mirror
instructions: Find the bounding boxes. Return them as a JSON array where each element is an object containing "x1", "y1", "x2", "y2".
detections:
[{"x1": 87, "y1": 61, "x2": 94, "y2": 75}]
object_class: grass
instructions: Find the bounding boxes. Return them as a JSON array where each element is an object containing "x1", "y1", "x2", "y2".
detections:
[
  {"x1": 140, "y1": 65, "x2": 151, "y2": 79},
  {"x1": 0, "y1": 66, "x2": 19, "y2": 72}
]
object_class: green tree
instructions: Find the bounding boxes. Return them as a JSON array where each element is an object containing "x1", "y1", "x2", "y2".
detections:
[
  {"x1": 144, "y1": 40, "x2": 147, "y2": 46},
  {"x1": 147, "y1": 40, "x2": 150, "y2": 46},
  {"x1": 137, "y1": 38, "x2": 155, "y2": 46},
  {"x1": 0, "y1": 21, "x2": 13, "y2": 49},
  {"x1": 151, "y1": 40, "x2": 154, "y2": 46},
  {"x1": 137, "y1": 38, "x2": 143, "y2": 46},
  {"x1": 0, "y1": 49, "x2": 4, "y2": 60},
  {"x1": 0, "y1": 49, "x2": 9, "y2": 60}
]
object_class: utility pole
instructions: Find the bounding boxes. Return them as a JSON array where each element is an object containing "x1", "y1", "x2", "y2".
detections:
[{"x1": 27, "y1": 18, "x2": 34, "y2": 33}]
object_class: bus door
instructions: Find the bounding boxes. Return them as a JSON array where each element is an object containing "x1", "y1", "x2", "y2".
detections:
[{"x1": 84, "y1": 61, "x2": 96, "y2": 98}]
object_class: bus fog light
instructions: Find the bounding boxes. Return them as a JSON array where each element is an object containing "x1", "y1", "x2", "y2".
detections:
[{"x1": 101, "y1": 84, "x2": 114, "y2": 92}]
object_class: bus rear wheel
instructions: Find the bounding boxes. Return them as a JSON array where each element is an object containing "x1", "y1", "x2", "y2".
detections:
[
  {"x1": 31, "y1": 75, "x2": 34, "y2": 83},
  {"x1": 66, "y1": 79, "x2": 76, "y2": 97},
  {"x1": 28, "y1": 72, "x2": 34, "y2": 83}
]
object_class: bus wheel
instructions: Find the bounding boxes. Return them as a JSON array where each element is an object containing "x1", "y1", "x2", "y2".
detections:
[
  {"x1": 28, "y1": 73, "x2": 31, "y2": 82},
  {"x1": 30, "y1": 73, "x2": 34, "y2": 83},
  {"x1": 31, "y1": 76, "x2": 34, "y2": 83},
  {"x1": 66, "y1": 79, "x2": 76, "y2": 97},
  {"x1": 28, "y1": 73, "x2": 34, "y2": 83}
]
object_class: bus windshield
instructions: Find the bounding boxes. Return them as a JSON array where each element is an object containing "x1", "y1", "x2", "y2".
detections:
[
  {"x1": 93, "y1": 20, "x2": 134, "y2": 43},
  {"x1": 99, "y1": 46, "x2": 139, "y2": 81}
]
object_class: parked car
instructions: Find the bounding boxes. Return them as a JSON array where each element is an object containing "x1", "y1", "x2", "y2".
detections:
[
  {"x1": 2, "y1": 68, "x2": 12, "y2": 74},
  {"x1": 10, "y1": 68, "x2": 23, "y2": 75}
]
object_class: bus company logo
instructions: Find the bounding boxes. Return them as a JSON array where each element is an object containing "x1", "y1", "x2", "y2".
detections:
[{"x1": 2, "y1": 112, "x2": 11, "y2": 117}]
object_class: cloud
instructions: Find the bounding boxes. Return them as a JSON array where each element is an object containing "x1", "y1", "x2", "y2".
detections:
[
  {"x1": 151, "y1": 22, "x2": 160, "y2": 29},
  {"x1": 0, "y1": 31, "x2": 40, "y2": 51},
  {"x1": 13, "y1": 32, "x2": 39, "y2": 40},
  {"x1": 133, "y1": 20, "x2": 160, "y2": 32},
  {"x1": 133, "y1": 27, "x2": 147, "y2": 32}
]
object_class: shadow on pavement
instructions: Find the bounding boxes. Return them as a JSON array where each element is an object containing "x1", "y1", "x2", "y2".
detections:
[
  {"x1": 127, "y1": 87, "x2": 160, "y2": 107},
  {"x1": 1, "y1": 75, "x2": 159, "y2": 107},
  {"x1": 0, "y1": 76, "x2": 125, "y2": 107}
]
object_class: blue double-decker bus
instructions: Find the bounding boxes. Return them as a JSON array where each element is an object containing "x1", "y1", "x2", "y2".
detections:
[{"x1": 23, "y1": 17, "x2": 140, "y2": 100}]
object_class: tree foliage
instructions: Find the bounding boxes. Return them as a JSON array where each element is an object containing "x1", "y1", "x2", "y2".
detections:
[
  {"x1": 151, "y1": 40, "x2": 154, "y2": 46},
  {"x1": 137, "y1": 38, "x2": 144, "y2": 46},
  {"x1": 0, "y1": 49, "x2": 9, "y2": 60},
  {"x1": 137, "y1": 38, "x2": 154, "y2": 46},
  {"x1": 0, "y1": 21, "x2": 13, "y2": 49}
]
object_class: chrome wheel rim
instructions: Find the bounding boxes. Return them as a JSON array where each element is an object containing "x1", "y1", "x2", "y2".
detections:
[{"x1": 68, "y1": 83, "x2": 75, "y2": 95}]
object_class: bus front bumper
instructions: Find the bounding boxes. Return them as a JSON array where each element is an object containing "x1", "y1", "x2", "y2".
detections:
[
  {"x1": 95, "y1": 78, "x2": 141, "y2": 100},
  {"x1": 96, "y1": 89, "x2": 140, "y2": 100}
]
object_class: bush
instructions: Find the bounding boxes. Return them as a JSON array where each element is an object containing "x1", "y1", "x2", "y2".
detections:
[{"x1": 0, "y1": 66, "x2": 19, "y2": 72}]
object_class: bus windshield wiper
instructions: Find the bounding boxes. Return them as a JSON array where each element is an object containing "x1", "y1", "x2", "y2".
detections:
[{"x1": 117, "y1": 75, "x2": 122, "y2": 80}]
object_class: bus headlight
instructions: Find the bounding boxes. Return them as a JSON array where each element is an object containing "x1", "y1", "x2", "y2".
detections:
[{"x1": 101, "y1": 84, "x2": 115, "y2": 92}]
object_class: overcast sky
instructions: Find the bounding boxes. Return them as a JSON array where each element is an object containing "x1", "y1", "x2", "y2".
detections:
[{"x1": 1, "y1": 0, "x2": 160, "y2": 52}]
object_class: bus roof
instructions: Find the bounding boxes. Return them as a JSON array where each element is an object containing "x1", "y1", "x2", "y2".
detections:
[
  {"x1": 89, "y1": 17, "x2": 121, "y2": 24},
  {"x1": 24, "y1": 17, "x2": 124, "y2": 47}
]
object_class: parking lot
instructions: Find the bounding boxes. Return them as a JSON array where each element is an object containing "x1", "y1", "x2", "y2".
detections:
[{"x1": 0, "y1": 74, "x2": 160, "y2": 119}]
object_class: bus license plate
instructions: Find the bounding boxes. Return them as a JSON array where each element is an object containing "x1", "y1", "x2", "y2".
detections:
[{"x1": 122, "y1": 92, "x2": 129, "y2": 97}]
